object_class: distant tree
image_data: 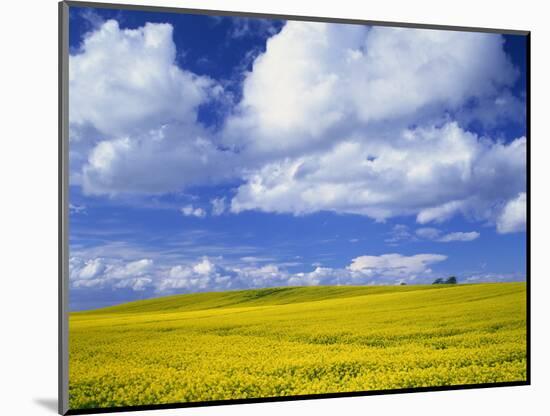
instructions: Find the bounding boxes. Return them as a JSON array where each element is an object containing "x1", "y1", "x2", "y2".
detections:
[
  {"x1": 400, "y1": 282, "x2": 407, "y2": 286},
  {"x1": 445, "y1": 276, "x2": 457, "y2": 284},
  {"x1": 432, "y1": 278, "x2": 444, "y2": 284}
]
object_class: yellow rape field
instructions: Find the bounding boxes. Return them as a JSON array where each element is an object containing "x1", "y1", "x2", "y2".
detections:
[{"x1": 69, "y1": 282, "x2": 527, "y2": 410}]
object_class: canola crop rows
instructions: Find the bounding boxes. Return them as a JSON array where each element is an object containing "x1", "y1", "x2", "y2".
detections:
[{"x1": 69, "y1": 282, "x2": 527, "y2": 410}]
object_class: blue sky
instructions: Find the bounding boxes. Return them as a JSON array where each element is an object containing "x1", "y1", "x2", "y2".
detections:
[{"x1": 68, "y1": 6, "x2": 527, "y2": 311}]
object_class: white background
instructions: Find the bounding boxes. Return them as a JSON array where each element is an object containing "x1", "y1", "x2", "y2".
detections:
[{"x1": 1, "y1": 0, "x2": 548, "y2": 415}]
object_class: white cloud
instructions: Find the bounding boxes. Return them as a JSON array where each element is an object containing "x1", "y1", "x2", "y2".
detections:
[
  {"x1": 347, "y1": 253, "x2": 447, "y2": 279},
  {"x1": 70, "y1": 20, "x2": 215, "y2": 137},
  {"x1": 240, "y1": 256, "x2": 275, "y2": 263},
  {"x1": 464, "y1": 272, "x2": 525, "y2": 283},
  {"x1": 497, "y1": 192, "x2": 527, "y2": 233},
  {"x1": 415, "y1": 227, "x2": 441, "y2": 240},
  {"x1": 230, "y1": 123, "x2": 526, "y2": 227},
  {"x1": 75, "y1": 258, "x2": 105, "y2": 280},
  {"x1": 69, "y1": 257, "x2": 154, "y2": 289},
  {"x1": 69, "y1": 20, "x2": 234, "y2": 195},
  {"x1": 417, "y1": 201, "x2": 466, "y2": 224},
  {"x1": 181, "y1": 205, "x2": 206, "y2": 218},
  {"x1": 159, "y1": 258, "x2": 277, "y2": 292},
  {"x1": 227, "y1": 17, "x2": 281, "y2": 39},
  {"x1": 415, "y1": 227, "x2": 480, "y2": 242},
  {"x1": 110, "y1": 259, "x2": 153, "y2": 279},
  {"x1": 193, "y1": 257, "x2": 214, "y2": 274},
  {"x1": 224, "y1": 22, "x2": 525, "y2": 230},
  {"x1": 69, "y1": 203, "x2": 87, "y2": 214},
  {"x1": 70, "y1": 251, "x2": 449, "y2": 296},
  {"x1": 82, "y1": 128, "x2": 237, "y2": 195},
  {"x1": 225, "y1": 22, "x2": 517, "y2": 156},
  {"x1": 288, "y1": 266, "x2": 336, "y2": 287},
  {"x1": 210, "y1": 197, "x2": 226, "y2": 216},
  {"x1": 78, "y1": 8, "x2": 105, "y2": 31},
  {"x1": 231, "y1": 264, "x2": 286, "y2": 288},
  {"x1": 163, "y1": 261, "x2": 212, "y2": 291},
  {"x1": 113, "y1": 277, "x2": 152, "y2": 291},
  {"x1": 168, "y1": 265, "x2": 191, "y2": 279},
  {"x1": 438, "y1": 231, "x2": 480, "y2": 242},
  {"x1": 385, "y1": 224, "x2": 415, "y2": 244},
  {"x1": 69, "y1": 19, "x2": 526, "y2": 234}
]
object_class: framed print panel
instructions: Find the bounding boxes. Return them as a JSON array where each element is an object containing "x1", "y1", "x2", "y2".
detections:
[{"x1": 59, "y1": 1, "x2": 530, "y2": 414}]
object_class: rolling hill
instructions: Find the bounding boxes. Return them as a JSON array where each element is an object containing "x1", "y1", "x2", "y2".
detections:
[{"x1": 69, "y1": 282, "x2": 527, "y2": 410}]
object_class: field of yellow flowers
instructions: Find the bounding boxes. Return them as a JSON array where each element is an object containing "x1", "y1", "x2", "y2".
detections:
[{"x1": 69, "y1": 282, "x2": 527, "y2": 410}]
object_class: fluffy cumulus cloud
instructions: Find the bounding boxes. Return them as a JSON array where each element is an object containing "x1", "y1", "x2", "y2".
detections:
[
  {"x1": 158, "y1": 252, "x2": 449, "y2": 291},
  {"x1": 225, "y1": 23, "x2": 517, "y2": 154},
  {"x1": 80, "y1": 126, "x2": 236, "y2": 195},
  {"x1": 160, "y1": 258, "x2": 218, "y2": 292},
  {"x1": 69, "y1": 257, "x2": 154, "y2": 290},
  {"x1": 159, "y1": 259, "x2": 293, "y2": 293},
  {"x1": 70, "y1": 20, "x2": 213, "y2": 137},
  {"x1": 347, "y1": 253, "x2": 447, "y2": 277},
  {"x1": 70, "y1": 251, "x2": 449, "y2": 297},
  {"x1": 497, "y1": 192, "x2": 527, "y2": 233},
  {"x1": 230, "y1": 123, "x2": 526, "y2": 225},
  {"x1": 224, "y1": 22, "x2": 526, "y2": 228},
  {"x1": 69, "y1": 20, "x2": 235, "y2": 195},
  {"x1": 69, "y1": 19, "x2": 526, "y2": 232},
  {"x1": 181, "y1": 205, "x2": 206, "y2": 218}
]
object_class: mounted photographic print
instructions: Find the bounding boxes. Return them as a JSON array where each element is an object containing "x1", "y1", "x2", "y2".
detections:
[{"x1": 59, "y1": 1, "x2": 530, "y2": 414}]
